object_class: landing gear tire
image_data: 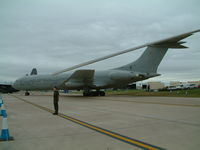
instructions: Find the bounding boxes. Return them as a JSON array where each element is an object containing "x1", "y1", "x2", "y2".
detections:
[
  {"x1": 25, "y1": 91, "x2": 30, "y2": 96},
  {"x1": 83, "y1": 90, "x2": 105, "y2": 96},
  {"x1": 83, "y1": 91, "x2": 91, "y2": 96},
  {"x1": 99, "y1": 91, "x2": 105, "y2": 96},
  {"x1": 83, "y1": 92, "x2": 88, "y2": 96},
  {"x1": 92, "y1": 91, "x2": 99, "y2": 96}
]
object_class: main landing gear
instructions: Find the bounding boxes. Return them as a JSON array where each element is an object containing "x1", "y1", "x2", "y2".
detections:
[
  {"x1": 83, "y1": 90, "x2": 105, "y2": 96},
  {"x1": 25, "y1": 91, "x2": 30, "y2": 96}
]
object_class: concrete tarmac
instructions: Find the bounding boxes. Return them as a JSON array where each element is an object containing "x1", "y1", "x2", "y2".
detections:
[{"x1": 0, "y1": 94, "x2": 200, "y2": 150}]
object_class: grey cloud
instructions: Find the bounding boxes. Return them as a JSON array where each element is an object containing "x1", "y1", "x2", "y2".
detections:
[{"x1": 0, "y1": 0, "x2": 200, "y2": 82}]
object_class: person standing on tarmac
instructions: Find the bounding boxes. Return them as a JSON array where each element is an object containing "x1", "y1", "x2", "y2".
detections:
[{"x1": 53, "y1": 86, "x2": 59, "y2": 115}]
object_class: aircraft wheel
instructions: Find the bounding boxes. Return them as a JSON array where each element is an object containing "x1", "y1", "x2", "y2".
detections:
[
  {"x1": 83, "y1": 90, "x2": 104, "y2": 96},
  {"x1": 94, "y1": 91, "x2": 100, "y2": 96},
  {"x1": 83, "y1": 92, "x2": 87, "y2": 96},
  {"x1": 83, "y1": 90, "x2": 92, "y2": 96},
  {"x1": 25, "y1": 91, "x2": 30, "y2": 96},
  {"x1": 90, "y1": 91, "x2": 98, "y2": 96},
  {"x1": 99, "y1": 91, "x2": 105, "y2": 96},
  {"x1": 83, "y1": 92, "x2": 89, "y2": 96},
  {"x1": 90, "y1": 92, "x2": 95, "y2": 96}
]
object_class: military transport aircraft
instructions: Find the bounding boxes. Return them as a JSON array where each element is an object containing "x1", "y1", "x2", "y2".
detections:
[{"x1": 12, "y1": 29, "x2": 200, "y2": 96}]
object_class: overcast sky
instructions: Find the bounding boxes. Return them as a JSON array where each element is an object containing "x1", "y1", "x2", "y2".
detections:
[{"x1": 0, "y1": 0, "x2": 200, "y2": 82}]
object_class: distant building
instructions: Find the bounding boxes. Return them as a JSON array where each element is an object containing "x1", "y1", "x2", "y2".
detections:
[
  {"x1": 170, "y1": 81, "x2": 182, "y2": 86},
  {"x1": 187, "y1": 81, "x2": 200, "y2": 86},
  {"x1": 147, "y1": 82, "x2": 165, "y2": 90}
]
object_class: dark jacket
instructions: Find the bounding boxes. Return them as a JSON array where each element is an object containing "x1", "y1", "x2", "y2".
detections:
[{"x1": 54, "y1": 90, "x2": 59, "y2": 101}]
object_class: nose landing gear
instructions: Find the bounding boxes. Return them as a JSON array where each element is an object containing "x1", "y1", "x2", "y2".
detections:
[{"x1": 25, "y1": 91, "x2": 30, "y2": 96}]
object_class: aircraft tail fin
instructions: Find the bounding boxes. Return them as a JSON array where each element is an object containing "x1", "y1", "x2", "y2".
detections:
[
  {"x1": 115, "y1": 40, "x2": 189, "y2": 73},
  {"x1": 30, "y1": 68, "x2": 37, "y2": 75}
]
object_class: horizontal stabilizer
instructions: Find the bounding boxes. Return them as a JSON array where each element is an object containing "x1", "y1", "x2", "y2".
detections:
[
  {"x1": 152, "y1": 41, "x2": 188, "y2": 48},
  {"x1": 170, "y1": 44, "x2": 188, "y2": 49}
]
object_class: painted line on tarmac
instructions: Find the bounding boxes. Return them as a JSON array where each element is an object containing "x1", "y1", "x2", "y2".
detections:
[
  {"x1": 11, "y1": 95, "x2": 166, "y2": 150},
  {"x1": 90, "y1": 97, "x2": 200, "y2": 108}
]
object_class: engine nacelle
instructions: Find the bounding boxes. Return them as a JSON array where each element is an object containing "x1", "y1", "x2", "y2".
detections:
[{"x1": 109, "y1": 71, "x2": 133, "y2": 81}]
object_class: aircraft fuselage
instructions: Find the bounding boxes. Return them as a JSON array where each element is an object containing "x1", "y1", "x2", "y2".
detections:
[{"x1": 12, "y1": 69, "x2": 154, "y2": 91}]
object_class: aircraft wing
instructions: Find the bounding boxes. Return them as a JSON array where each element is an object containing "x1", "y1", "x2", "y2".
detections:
[
  {"x1": 53, "y1": 29, "x2": 200, "y2": 75},
  {"x1": 65, "y1": 70, "x2": 95, "y2": 87}
]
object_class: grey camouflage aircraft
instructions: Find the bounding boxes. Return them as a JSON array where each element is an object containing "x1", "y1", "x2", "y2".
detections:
[{"x1": 12, "y1": 29, "x2": 200, "y2": 96}]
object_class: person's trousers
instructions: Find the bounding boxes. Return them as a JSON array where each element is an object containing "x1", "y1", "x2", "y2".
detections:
[{"x1": 54, "y1": 100, "x2": 58, "y2": 113}]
